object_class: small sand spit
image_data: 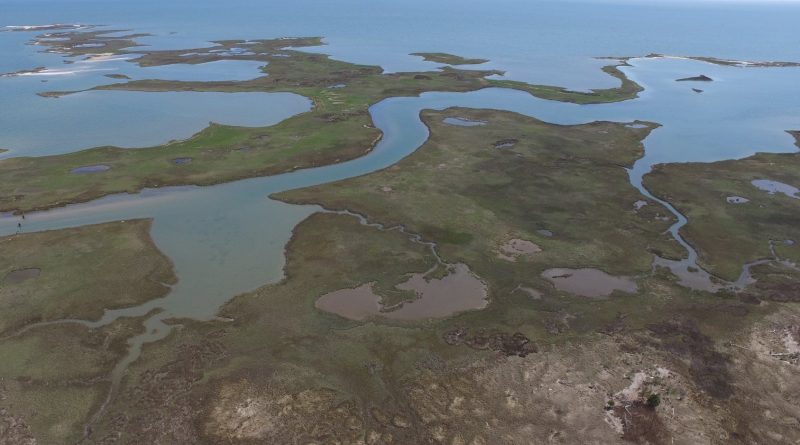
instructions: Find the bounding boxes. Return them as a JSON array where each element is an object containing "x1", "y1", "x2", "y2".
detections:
[{"x1": 726, "y1": 196, "x2": 749, "y2": 204}]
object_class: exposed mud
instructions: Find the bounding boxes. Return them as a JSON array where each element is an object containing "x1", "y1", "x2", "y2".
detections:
[
  {"x1": 611, "y1": 402, "x2": 669, "y2": 445},
  {"x1": 646, "y1": 317, "x2": 733, "y2": 399},
  {"x1": 404, "y1": 334, "x2": 719, "y2": 444},
  {"x1": 443, "y1": 327, "x2": 538, "y2": 357},
  {"x1": 0, "y1": 408, "x2": 36, "y2": 445},
  {"x1": 749, "y1": 318, "x2": 800, "y2": 366},
  {"x1": 497, "y1": 238, "x2": 541, "y2": 261},
  {"x1": 78, "y1": 307, "x2": 800, "y2": 444},
  {"x1": 206, "y1": 383, "x2": 363, "y2": 443}
]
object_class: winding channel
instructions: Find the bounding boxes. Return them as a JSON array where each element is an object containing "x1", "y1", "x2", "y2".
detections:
[{"x1": 1, "y1": 56, "x2": 800, "y2": 423}]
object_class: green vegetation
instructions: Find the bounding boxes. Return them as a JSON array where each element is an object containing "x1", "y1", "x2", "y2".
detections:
[
  {"x1": 0, "y1": 219, "x2": 175, "y2": 333},
  {"x1": 411, "y1": 52, "x2": 489, "y2": 65},
  {"x1": 645, "y1": 141, "x2": 800, "y2": 281},
  {"x1": 279, "y1": 108, "x2": 683, "y2": 291},
  {"x1": 0, "y1": 219, "x2": 174, "y2": 443},
  {"x1": 0, "y1": 316, "x2": 149, "y2": 444}
]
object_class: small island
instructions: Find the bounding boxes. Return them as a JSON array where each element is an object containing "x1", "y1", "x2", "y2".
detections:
[
  {"x1": 411, "y1": 52, "x2": 489, "y2": 65},
  {"x1": 105, "y1": 73, "x2": 131, "y2": 80},
  {"x1": 676, "y1": 74, "x2": 713, "y2": 82}
]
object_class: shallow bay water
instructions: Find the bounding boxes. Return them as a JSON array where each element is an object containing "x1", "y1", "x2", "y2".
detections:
[
  {"x1": 3, "y1": 0, "x2": 800, "y2": 88},
  {"x1": 0, "y1": 86, "x2": 311, "y2": 158}
]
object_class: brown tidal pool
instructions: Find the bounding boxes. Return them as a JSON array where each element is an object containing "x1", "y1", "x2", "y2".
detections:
[
  {"x1": 541, "y1": 267, "x2": 637, "y2": 298},
  {"x1": 315, "y1": 263, "x2": 488, "y2": 321},
  {"x1": 3, "y1": 268, "x2": 41, "y2": 284}
]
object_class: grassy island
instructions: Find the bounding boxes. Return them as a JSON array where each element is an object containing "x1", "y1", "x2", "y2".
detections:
[{"x1": 411, "y1": 52, "x2": 489, "y2": 65}]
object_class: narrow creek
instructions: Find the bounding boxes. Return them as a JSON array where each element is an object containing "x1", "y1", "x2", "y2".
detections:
[{"x1": 1, "y1": 56, "x2": 799, "y2": 429}]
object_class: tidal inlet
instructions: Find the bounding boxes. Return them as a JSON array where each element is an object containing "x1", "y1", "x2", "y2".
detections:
[{"x1": 2, "y1": 1, "x2": 800, "y2": 443}]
